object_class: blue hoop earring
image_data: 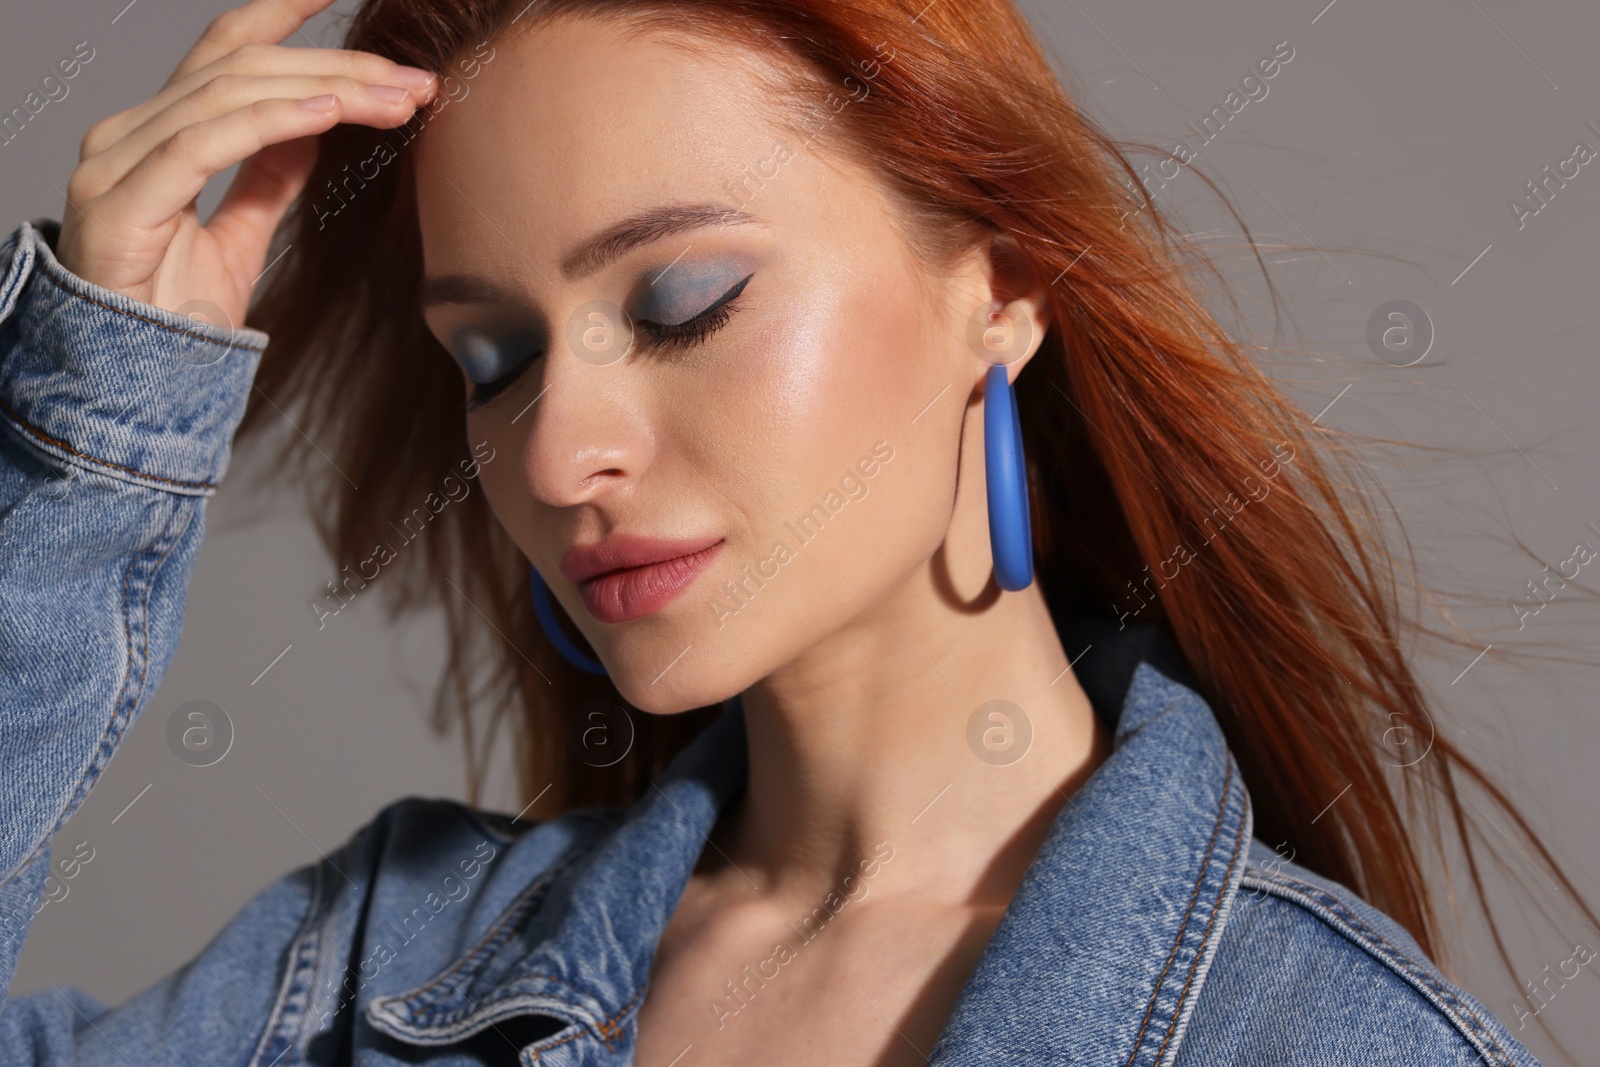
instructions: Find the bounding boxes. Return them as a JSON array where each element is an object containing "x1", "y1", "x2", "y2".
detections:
[
  {"x1": 529, "y1": 568, "x2": 608, "y2": 676},
  {"x1": 984, "y1": 362, "x2": 1034, "y2": 591}
]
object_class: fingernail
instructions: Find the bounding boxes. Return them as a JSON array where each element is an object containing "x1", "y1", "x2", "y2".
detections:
[
  {"x1": 297, "y1": 94, "x2": 337, "y2": 111},
  {"x1": 367, "y1": 84, "x2": 411, "y2": 103},
  {"x1": 392, "y1": 66, "x2": 437, "y2": 90}
]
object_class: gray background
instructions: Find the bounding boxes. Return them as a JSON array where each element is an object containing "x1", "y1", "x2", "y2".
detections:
[{"x1": 3, "y1": 0, "x2": 1598, "y2": 1060}]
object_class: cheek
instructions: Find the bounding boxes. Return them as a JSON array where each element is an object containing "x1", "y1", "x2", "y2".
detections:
[
  {"x1": 695, "y1": 274, "x2": 915, "y2": 503},
  {"x1": 686, "y1": 265, "x2": 952, "y2": 604}
]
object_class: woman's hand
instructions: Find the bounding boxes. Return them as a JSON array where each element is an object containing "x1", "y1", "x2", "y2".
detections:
[{"x1": 55, "y1": 0, "x2": 437, "y2": 324}]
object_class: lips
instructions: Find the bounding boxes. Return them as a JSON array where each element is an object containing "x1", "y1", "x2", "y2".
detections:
[{"x1": 561, "y1": 534, "x2": 724, "y2": 625}]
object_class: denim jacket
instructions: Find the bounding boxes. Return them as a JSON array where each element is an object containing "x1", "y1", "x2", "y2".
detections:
[{"x1": 0, "y1": 218, "x2": 1542, "y2": 1065}]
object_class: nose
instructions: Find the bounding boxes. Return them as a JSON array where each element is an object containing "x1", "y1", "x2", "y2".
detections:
[{"x1": 519, "y1": 331, "x2": 655, "y2": 509}]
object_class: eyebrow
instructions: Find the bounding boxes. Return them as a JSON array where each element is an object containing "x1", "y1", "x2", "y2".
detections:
[{"x1": 419, "y1": 202, "x2": 762, "y2": 309}]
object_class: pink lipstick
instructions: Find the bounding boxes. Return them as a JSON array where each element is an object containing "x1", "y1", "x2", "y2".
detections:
[{"x1": 562, "y1": 534, "x2": 724, "y2": 624}]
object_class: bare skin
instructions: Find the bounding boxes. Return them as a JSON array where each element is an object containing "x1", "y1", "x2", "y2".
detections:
[
  {"x1": 59, "y1": 2, "x2": 1111, "y2": 1064},
  {"x1": 633, "y1": 733, "x2": 1108, "y2": 1066}
]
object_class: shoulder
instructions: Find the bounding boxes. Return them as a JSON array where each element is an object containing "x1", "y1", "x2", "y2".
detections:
[
  {"x1": 1178, "y1": 839, "x2": 1542, "y2": 1066},
  {"x1": 273, "y1": 793, "x2": 626, "y2": 973},
  {"x1": 332, "y1": 794, "x2": 624, "y2": 887},
  {"x1": 260, "y1": 796, "x2": 624, "y2": 1040}
]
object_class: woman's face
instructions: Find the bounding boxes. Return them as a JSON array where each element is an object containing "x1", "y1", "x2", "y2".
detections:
[{"x1": 415, "y1": 17, "x2": 1011, "y2": 713}]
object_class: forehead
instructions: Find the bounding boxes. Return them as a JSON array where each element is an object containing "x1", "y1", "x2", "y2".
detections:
[{"x1": 412, "y1": 16, "x2": 812, "y2": 275}]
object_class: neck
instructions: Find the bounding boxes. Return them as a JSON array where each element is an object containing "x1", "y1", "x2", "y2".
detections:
[{"x1": 724, "y1": 553, "x2": 1110, "y2": 907}]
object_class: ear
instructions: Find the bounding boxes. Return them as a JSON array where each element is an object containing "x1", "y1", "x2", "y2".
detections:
[{"x1": 965, "y1": 230, "x2": 1052, "y2": 389}]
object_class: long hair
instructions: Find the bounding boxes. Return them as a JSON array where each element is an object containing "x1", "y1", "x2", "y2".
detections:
[{"x1": 241, "y1": 0, "x2": 1596, "y2": 1012}]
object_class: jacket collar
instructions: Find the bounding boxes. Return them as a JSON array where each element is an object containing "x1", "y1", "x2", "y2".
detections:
[
  {"x1": 368, "y1": 613, "x2": 1253, "y2": 1065},
  {"x1": 929, "y1": 614, "x2": 1253, "y2": 1065}
]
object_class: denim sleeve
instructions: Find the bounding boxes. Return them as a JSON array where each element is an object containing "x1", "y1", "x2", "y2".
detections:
[{"x1": 0, "y1": 218, "x2": 280, "y2": 1057}]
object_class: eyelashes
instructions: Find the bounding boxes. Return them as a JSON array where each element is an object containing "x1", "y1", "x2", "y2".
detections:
[
  {"x1": 637, "y1": 271, "x2": 752, "y2": 349},
  {"x1": 463, "y1": 271, "x2": 755, "y2": 412},
  {"x1": 461, "y1": 342, "x2": 538, "y2": 411}
]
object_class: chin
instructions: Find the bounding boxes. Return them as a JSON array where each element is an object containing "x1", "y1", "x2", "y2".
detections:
[
  {"x1": 601, "y1": 626, "x2": 766, "y2": 715},
  {"x1": 610, "y1": 669, "x2": 730, "y2": 716}
]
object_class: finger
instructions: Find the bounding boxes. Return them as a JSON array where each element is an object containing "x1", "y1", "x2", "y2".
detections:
[
  {"x1": 77, "y1": 75, "x2": 424, "y2": 196},
  {"x1": 206, "y1": 135, "x2": 321, "y2": 278},
  {"x1": 84, "y1": 48, "x2": 434, "y2": 159},
  {"x1": 92, "y1": 96, "x2": 349, "y2": 233},
  {"x1": 169, "y1": 0, "x2": 339, "y2": 85}
]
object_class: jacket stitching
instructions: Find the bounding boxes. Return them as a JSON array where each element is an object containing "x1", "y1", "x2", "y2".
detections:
[
  {"x1": 0, "y1": 501, "x2": 175, "y2": 932},
  {"x1": 377, "y1": 833, "x2": 606, "y2": 1025},
  {"x1": 408, "y1": 989, "x2": 592, "y2": 1048},
  {"x1": 1244, "y1": 870, "x2": 1514, "y2": 1066},
  {"x1": 1289, "y1": 876, "x2": 1510, "y2": 1063},
  {"x1": 0, "y1": 395, "x2": 221, "y2": 491},
  {"x1": 1305, "y1": 877, "x2": 1512, "y2": 1065},
  {"x1": 94, "y1": 499, "x2": 188, "y2": 783},
  {"x1": 598, "y1": 980, "x2": 646, "y2": 1052},
  {"x1": 0, "y1": 228, "x2": 37, "y2": 322},
  {"x1": 527, "y1": 981, "x2": 646, "y2": 1058},
  {"x1": 403, "y1": 842, "x2": 591, "y2": 1004},
  {"x1": 63, "y1": 500, "x2": 179, "y2": 833},
  {"x1": 35, "y1": 526, "x2": 144, "y2": 857},
  {"x1": 529, "y1": 1019, "x2": 590, "y2": 1057},
  {"x1": 248, "y1": 860, "x2": 328, "y2": 1067},
  {"x1": 1154, "y1": 757, "x2": 1247, "y2": 1065},
  {"x1": 37, "y1": 268, "x2": 268, "y2": 351},
  {"x1": 1123, "y1": 750, "x2": 1234, "y2": 1067}
]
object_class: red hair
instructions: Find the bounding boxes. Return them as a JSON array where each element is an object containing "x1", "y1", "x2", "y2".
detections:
[{"x1": 242, "y1": 0, "x2": 1596, "y2": 1035}]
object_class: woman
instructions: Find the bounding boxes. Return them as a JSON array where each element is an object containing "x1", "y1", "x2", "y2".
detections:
[{"x1": 0, "y1": 0, "x2": 1588, "y2": 1062}]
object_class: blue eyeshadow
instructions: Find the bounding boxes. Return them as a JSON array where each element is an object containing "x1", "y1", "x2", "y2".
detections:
[
  {"x1": 635, "y1": 260, "x2": 750, "y2": 326},
  {"x1": 452, "y1": 326, "x2": 541, "y2": 385}
]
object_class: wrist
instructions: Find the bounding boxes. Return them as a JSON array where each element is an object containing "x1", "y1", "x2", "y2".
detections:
[{"x1": 0, "y1": 219, "x2": 268, "y2": 492}]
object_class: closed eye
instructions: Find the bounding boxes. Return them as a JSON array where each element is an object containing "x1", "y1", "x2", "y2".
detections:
[
  {"x1": 461, "y1": 272, "x2": 755, "y2": 412},
  {"x1": 459, "y1": 328, "x2": 544, "y2": 412},
  {"x1": 635, "y1": 272, "x2": 753, "y2": 349}
]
